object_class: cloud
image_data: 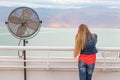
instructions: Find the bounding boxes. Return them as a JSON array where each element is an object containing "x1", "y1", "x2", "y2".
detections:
[
  {"x1": 0, "y1": 1, "x2": 53, "y2": 8},
  {"x1": 24, "y1": 0, "x2": 96, "y2": 3},
  {"x1": 0, "y1": 0, "x2": 120, "y2": 9},
  {"x1": 108, "y1": 6, "x2": 119, "y2": 9},
  {"x1": 43, "y1": 0, "x2": 93, "y2": 3},
  {"x1": 25, "y1": 0, "x2": 120, "y2": 4},
  {"x1": 0, "y1": 1, "x2": 83, "y2": 9}
]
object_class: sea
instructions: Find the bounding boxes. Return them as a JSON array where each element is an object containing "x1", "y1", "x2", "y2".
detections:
[{"x1": 0, "y1": 27, "x2": 120, "y2": 57}]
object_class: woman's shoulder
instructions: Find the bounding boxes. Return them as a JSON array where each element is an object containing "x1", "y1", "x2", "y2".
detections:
[
  {"x1": 91, "y1": 33, "x2": 97, "y2": 41},
  {"x1": 92, "y1": 33, "x2": 97, "y2": 38}
]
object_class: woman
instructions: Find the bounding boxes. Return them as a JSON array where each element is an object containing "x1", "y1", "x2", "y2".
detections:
[{"x1": 73, "y1": 24, "x2": 97, "y2": 80}]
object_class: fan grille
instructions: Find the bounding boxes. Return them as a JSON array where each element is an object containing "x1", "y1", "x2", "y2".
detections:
[{"x1": 7, "y1": 7, "x2": 41, "y2": 39}]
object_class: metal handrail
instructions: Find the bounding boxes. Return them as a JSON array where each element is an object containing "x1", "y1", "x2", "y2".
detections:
[{"x1": 0, "y1": 45, "x2": 120, "y2": 51}]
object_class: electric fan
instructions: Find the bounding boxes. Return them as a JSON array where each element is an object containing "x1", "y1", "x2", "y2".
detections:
[
  {"x1": 5, "y1": 7, "x2": 42, "y2": 80},
  {"x1": 6, "y1": 7, "x2": 42, "y2": 39}
]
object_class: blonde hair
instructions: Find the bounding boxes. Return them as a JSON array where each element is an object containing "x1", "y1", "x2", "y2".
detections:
[{"x1": 73, "y1": 24, "x2": 92, "y2": 58}]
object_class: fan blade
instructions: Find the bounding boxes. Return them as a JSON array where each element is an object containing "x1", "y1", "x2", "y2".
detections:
[
  {"x1": 16, "y1": 25, "x2": 27, "y2": 36},
  {"x1": 22, "y1": 8, "x2": 33, "y2": 20},
  {"x1": 9, "y1": 16, "x2": 21, "y2": 24},
  {"x1": 26, "y1": 19, "x2": 38, "y2": 30}
]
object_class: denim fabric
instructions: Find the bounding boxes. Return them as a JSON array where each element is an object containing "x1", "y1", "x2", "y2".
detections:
[
  {"x1": 78, "y1": 61, "x2": 95, "y2": 80},
  {"x1": 81, "y1": 34, "x2": 97, "y2": 54}
]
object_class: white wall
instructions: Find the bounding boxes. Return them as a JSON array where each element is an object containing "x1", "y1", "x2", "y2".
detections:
[{"x1": 0, "y1": 70, "x2": 120, "y2": 80}]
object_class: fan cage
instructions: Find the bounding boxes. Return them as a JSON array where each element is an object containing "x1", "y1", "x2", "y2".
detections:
[{"x1": 7, "y1": 7, "x2": 41, "y2": 40}]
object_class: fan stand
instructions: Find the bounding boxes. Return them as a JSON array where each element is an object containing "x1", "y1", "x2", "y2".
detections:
[
  {"x1": 23, "y1": 39, "x2": 27, "y2": 80},
  {"x1": 5, "y1": 7, "x2": 42, "y2": 80}
]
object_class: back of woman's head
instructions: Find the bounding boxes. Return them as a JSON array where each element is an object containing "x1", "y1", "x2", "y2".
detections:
[{"x1": 78, "y1": 24, "x2": 91, "y2": 35}]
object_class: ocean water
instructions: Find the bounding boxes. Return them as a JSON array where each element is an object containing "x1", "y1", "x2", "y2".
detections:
[{"x1": 0, "y1": 27, "x2": 120, "y2": 57}]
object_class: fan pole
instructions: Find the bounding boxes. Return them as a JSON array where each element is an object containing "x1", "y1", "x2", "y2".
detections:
[{"x1": 23, "y1": 39, "x2": 27, "y2": 80}]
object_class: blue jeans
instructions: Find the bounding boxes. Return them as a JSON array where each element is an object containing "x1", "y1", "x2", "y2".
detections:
[{"x1": 78, "y1": 61, "x2": 95, "y2": 80}]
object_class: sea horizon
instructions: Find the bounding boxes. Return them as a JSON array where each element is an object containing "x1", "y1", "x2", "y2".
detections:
[{"x1": 0, "y1": 27, "x2": 120, "y2": 56}]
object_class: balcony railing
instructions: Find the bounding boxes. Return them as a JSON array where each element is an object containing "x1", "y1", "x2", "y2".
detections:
[{"x1": 0, "y1": 46, "x2": 120, "y2": 71}]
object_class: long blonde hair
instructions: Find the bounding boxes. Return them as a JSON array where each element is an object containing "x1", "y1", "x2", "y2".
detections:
[{"x1": 73, "y1": 24, "x2": 92, "y2": 58}]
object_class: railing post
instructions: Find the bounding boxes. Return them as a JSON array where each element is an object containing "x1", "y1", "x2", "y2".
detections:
[
  {"x1": 102, "y1": 52, "x2": 106, "y2": 70},
  {"x1": 118, "y1": 51, "x2": 120, "y2": 58}
]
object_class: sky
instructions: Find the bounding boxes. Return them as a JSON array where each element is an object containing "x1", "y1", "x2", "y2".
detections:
[
  {"x1": 0, "y1": 0, "x2": 120, "y2": 28},
  {"x1": 0, "y1": 0, "x2": 120, "y2": 9}
]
